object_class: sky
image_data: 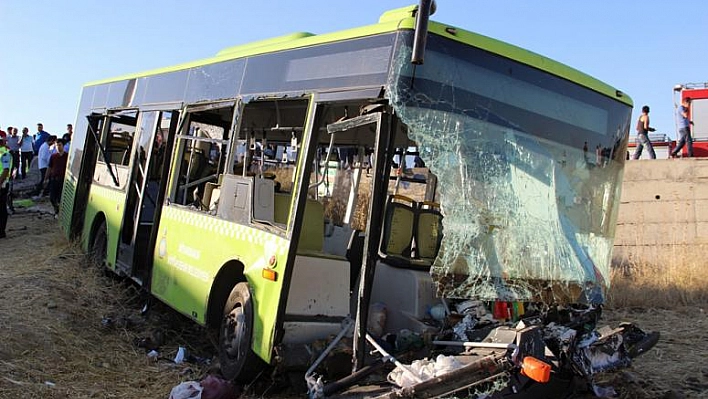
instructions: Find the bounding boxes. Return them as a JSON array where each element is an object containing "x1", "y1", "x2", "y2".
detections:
[{"x1": 1, "y1": 1, "x2": 707, "y2": 140}]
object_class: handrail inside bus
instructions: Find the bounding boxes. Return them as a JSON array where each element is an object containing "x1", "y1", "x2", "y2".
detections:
[
  {"x1": 86, "y1": 115, "x2": 120, "y2": 187},
  {"x1": 308, "y1": 129, "x2": 337, "y2": 190}
]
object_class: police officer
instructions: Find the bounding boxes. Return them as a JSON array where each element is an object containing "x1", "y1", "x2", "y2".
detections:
[{"x1": 0, "y1": 136, "x2": 12, "y2": 238}]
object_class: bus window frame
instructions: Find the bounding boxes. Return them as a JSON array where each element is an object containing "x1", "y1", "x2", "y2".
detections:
[
  {"x1": 167, "y1": 101, "x2": 238, "y2": 208},
  {"x1": 92, "y1": 109, "x2": 139, "y2": 191},
  {"x1": 227, "y1": 96, "x2": 314, "y2": 238}
]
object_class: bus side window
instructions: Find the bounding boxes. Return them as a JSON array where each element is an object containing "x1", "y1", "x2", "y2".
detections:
[
  {"x1": 232, "y1": 99, "x2": 309, "y2": 232},
  {"x1": 93, "y1": 112, "x2": 137, "y2": 190},
  {"x1": 172, "y1": 108, "x2": 231, "y2": 208}
]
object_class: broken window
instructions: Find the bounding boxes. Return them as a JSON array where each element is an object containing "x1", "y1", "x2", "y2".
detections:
[
  {"x1": 172, "y1": 105, "x2": 232, "y2": 207},
  {"x1": 224, "y1": 99, "x2": 309, "y2": 231},
  {"x1": 386, "y1": 34, "x2": 632, "y2": 303},
  {"x1": 93, "y1": 111, "x2": 138, "y2": 190}
]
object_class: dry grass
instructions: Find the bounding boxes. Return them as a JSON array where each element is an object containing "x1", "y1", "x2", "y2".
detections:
[
  {"x1": 608, "y1": 253, "x2": 708, "y2": 308},
  {"x1": 604, "y1": 253, "x2": 708, "y2": 398},
  {"x1": 0, "y1": 210, "x2": 215, "y2": 399}
]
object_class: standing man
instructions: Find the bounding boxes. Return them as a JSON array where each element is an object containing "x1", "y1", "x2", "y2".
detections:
[
  {"x1": 62, "y1": 124, "x2": 73, "y2": 152},
  {"x1": 47, "y1": 139, "x2": 68, "y2": 214},
  {"x1": 0, "y1": 136, "x2": 11, "y2": 238},
  {"x1": 671, "y1": 97, "x2": 694, "y2": 158},
  {"x1": 6, "y1": 127, "x2": 21, "y2": 179},
  {"x1": 34, "y1": 123, "x2": 50, "y2": 155},
  {"x1": 632, "y1": 105, "x2": 657, "y2": 160},
  {"x1": 19, "y1": 127, "x2": 34, "y2": 179},
  {"x1": 35, "y1": 135, "x2": 56, "y2": 197}
]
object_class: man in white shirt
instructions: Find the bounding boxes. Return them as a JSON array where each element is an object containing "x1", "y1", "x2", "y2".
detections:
[{"x1": 35, "y1": 135, "x2": 57, "y2": 196}]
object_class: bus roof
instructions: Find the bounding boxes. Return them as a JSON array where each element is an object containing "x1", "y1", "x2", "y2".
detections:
[{"x1": 85, "y1": 5, "x2": 631, "y2": 106}]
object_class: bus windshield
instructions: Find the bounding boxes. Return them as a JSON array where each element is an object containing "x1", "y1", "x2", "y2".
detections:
[{"x1": 388, "y1": 34, "x2": 632, "y2": 303}]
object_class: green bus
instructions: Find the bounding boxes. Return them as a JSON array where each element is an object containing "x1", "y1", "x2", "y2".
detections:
[{"x1": 60, "y1": 3, "x2": 648, "y2": 396}]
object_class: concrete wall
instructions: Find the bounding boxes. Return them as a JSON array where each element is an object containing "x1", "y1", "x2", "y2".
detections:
[{"x1": 613, "y1": 158, "x2": 708, "y2": 263}]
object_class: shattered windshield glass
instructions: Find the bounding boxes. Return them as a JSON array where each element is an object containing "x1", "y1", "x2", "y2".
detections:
[{"x1": 387, "y1": 33, "x2": 631, "y2": 303}]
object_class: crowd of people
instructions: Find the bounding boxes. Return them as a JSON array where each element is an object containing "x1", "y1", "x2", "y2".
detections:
[{"x1": 0, "y1": 122, "x2": 72, "y2": 239}]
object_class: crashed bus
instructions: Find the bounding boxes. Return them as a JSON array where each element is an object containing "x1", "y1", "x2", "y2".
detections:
[{"x1": 59, "y1": 3, "x2": 658, "y2": 397}]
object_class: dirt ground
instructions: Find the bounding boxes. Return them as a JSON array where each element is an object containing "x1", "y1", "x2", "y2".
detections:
[{"x1": 1, "y1": 195, "x2": 706, "y2": 398}]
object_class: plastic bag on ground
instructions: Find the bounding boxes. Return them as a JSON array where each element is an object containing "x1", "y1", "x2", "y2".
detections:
[
  {"x1": 387, "y1": 355, "x2": 464, "y2": 388},
  {"x1": 169, "y1": 381, "x2": 202, "y2": 399}
]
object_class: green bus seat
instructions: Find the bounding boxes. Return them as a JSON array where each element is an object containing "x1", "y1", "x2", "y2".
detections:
[
  {"x1": 274, "y1": 193, "x2": 323, "y2": 252},
  {"x1": 415, "y1": 201, "x2": 443, "y2": 263}
]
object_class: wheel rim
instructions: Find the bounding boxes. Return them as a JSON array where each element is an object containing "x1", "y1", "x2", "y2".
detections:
[{"x1": 223, "y1": 303, "x2": 246, "y2": 359}]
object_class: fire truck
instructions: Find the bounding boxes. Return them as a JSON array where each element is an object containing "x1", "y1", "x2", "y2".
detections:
[{"x1": 673, "y1": 82, "x2": 708, "y2": 157}]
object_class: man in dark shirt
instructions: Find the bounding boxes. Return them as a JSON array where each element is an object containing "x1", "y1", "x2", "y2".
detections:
[
  {"x1": 34, "y1": 123, "x2": 50, "y2": 155},
  {"x1": 47, "y1": 139, "x2": 68, "y2": 214}
]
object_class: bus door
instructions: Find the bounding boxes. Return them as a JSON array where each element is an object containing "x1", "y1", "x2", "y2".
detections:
[
  {"x1": 278, "y1": 103, "x2": 394, "y2": 348},
  {"x1": 70, "y1": 114, "x2": 104, "y2": 238},
  {"x1": 117, "y1": 111, "x2": 178, "y2": 284}
]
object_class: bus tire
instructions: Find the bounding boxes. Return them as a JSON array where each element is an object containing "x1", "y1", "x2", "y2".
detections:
[
  {"x1": 219, "y1": 282, "x2": 264, "y2": 382},
  {"x1": 90, "y1": 221, "x2": 107, "y2": 268}
]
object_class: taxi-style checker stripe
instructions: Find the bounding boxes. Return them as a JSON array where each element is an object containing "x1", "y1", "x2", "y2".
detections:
[
  {"x1": 162, "y1": 206, "x2": 288, "y2": 255},
  {"x1": 91, "y1": 185, "x2": 127, "y2": 202}
]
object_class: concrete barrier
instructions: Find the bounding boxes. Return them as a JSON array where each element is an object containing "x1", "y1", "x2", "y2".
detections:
[{"x1": 614, "y1": 158, "x2": 708, "y2": 264}]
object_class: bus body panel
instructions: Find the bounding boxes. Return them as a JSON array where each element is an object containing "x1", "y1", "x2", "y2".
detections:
[
  {"x1": 82, "y1": 184, "x2": 128, "y2": 270},
  {"x1": 61, "y1": 91, "x2": 98, "y2": 239},
  {"x1": 152, "y1": 192, "x2": 291, "y2": 364}
]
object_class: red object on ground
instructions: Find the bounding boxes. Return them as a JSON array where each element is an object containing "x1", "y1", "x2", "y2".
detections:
[
  {"x1": 200, "y1": 374, "x2": 240, "y2": 399},
  {"x1": 520, "y1": 356, "x2": 551, "y2": 383}
]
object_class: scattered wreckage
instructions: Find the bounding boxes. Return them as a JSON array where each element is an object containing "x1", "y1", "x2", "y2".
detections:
[{"x1": 295, "y1": 300, "x2": 659, "y2": 398}]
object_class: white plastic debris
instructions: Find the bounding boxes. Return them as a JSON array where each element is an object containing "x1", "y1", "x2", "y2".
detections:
[
  {"x1": 455, "y1": 300, "x2": 487, "y2": 317},
  {"x1": 169, "y1": 381, "x2": 202, "y2": 399},
  {"x1": 306, "y1": 373, "x2": 324, "y2": 399},
  {"x1": 453, "y1": 314, "x2": 477, "y2": 340},
  {"x1": 174, "y1": 346, "x2": 187, "y2": 364},
  {"x1": 387, "y1": 354, "x2": 464, "y2": 388},
  {"x1": 147, "y1": 350, "x2": 159, "y2": 360}
]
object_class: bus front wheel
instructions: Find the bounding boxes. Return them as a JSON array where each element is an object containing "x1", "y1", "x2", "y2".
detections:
[
  {"x1": 219, "y1": 282, "x2": 264, "y2": 382},
  {"x1": 90, "y1": 221, "x2": 107, "y2": 268}
]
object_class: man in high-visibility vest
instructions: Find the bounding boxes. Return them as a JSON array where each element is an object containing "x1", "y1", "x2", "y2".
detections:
[{"x1": 0, "y1": 135, "x2": 12, "y2": 238}]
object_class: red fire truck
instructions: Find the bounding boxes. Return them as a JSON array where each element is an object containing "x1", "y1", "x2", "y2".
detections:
[{"x1": 673, "y1": 82, "x2": 708, "y2": 157}]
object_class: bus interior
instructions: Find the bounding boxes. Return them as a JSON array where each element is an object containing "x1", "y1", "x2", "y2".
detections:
[{"x1": 161, "y1": 96, "x2": 444, "y2": 347}]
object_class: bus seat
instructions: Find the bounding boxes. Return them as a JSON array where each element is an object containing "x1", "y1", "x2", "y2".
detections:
[
  {"x1": 274, "y1": 194, "x2": 324, "y2": 252},
  {"x1": 299, "y1": 198, "x2": 323, "y2": 252},
  {"x1": 379, "y1": 195, "x2": 416, "y2": 267},
  {"x1": 209, "y1": 188, "x2": 221, "y2": 211},
  {"x1": 273, "y1": 193, "x2": 290, "y2": 224},
  {"x1": 202, "y1": 182, "x2": 221, "y2": 211},
  {"x1": 415, "y1": 201, "x2": 443, "y2": 263},
  {"x1": 187, "y1": 149, "x2": 207, "y2": 182}
]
